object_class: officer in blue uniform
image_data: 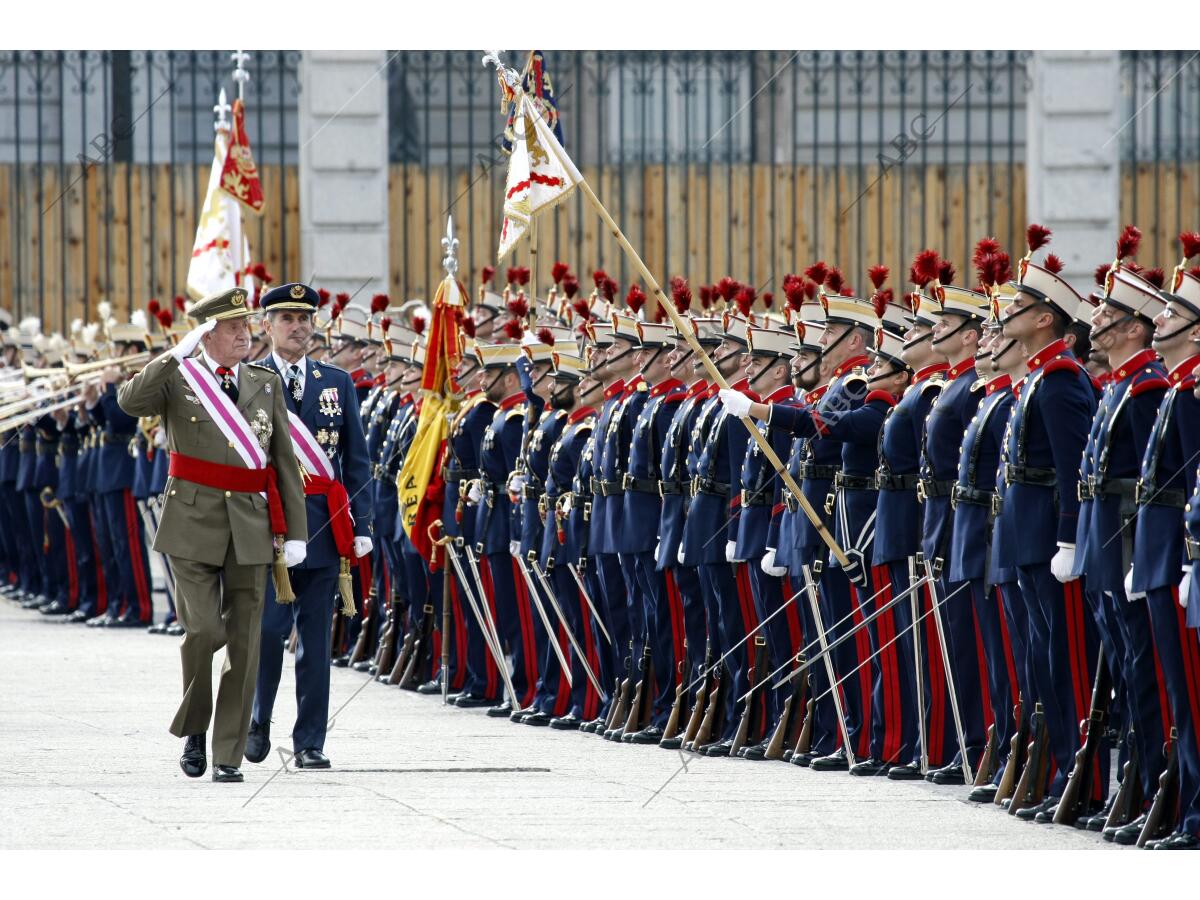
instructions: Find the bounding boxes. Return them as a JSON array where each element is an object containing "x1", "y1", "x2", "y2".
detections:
[
  {"x1": 998, "y1": 239, "x2": 1100, "y2": 820},
  {"x1": 1072, "y1": 266, "x2": 1170, "y2": 836},
  {"x1": 1141, "y1": 259, "x2": 1200, "y2": 849},
  {"x1": 245, "y1": 283, "x2": 373, "y2": 770}
]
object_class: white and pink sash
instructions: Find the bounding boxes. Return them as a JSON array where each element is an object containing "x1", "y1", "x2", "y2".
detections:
[
  {"x1": 178, "y1": 357, "x2": 267, "y2": 470},
  {"x1": 287, "y1": 411, "x2": 335, "y2": 480}
]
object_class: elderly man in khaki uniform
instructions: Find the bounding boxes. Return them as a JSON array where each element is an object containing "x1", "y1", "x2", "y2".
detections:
[{"x1": 118, "y1": 288, "x2": 307, "y2": 783}]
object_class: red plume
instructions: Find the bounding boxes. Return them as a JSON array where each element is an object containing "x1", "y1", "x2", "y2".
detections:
[
  {"x1": 937, "y1": 260, "x2": 955, "y2": 286},
  {"x1": 1116, "y1": 224, "x2": 1142, "y2": 261},
  {"x1": 156, "y1": 309, "x2": 173, "y2": 328},
  {"x1": 461, "y1": 317, "x2": 477, "y2": 338},
  {"x1": 412, "y1": 315, "x2": 426, "y2": 336},
  {"x1": 506, "y1": 295, "x2": 529, "y2": 318},
  {"x1": 699, "y1": 285, "x2": 712, "y2": 309},
  {"x1": 380, "y1": 316, "x2": 392, "y2": 333},
  {"x1": 716, "y1": 276, "x2": 740, "y2": 302},
  {"x1": 571, "y1": 298, "x2": 591, "y2": 321},
  {"x1": 1180, "y1": 231, "x2": 1200, "y2": 261},
  {"x1": 654, "y1": 304, "x2": 667, "y2": 323},
  {"x1": 147, "y1": 298, "x2": 161, "y2": 316},
  {"x1": 334, "y1": 292, "x2": 350, "y2": 314},
  {"x1": 990, "y1": 252, "x2": 1013, "y2": 287},
  {"x1": 562, "y1": 275, "x2": 580, "y2": 299},
  {"x1": 868, "y1": 264, "x2": 889, "y2": 291},
  {"x1": 911, "y1": 250, "x2": 940, "y2": 287},
  {"x1": 592, "y1": 269, "x2": 608, "y2": 289},
  {"x1": 823, "y1": 267, "x2": 845, "y2": 295},
  {"x1": 602, "y1": 276, "x2": 618, "y2": 301},
  {"x1": 784, "y1": 277, "x2": 806, "y2": 311},
  {"x1": 502, "y1": 319, "x2": 525, "y2": 340},
  {"x1": 871, "y1": 289, "x2": 891, "y2": 320},
  {"x1": 551, "y1": 262, "x2": 570, "y2": 284},
  {"x1": 537, "y1": 327, "x2": 555, "y2": 346},
  {"x1": 625, "y1": 284, "x2": 646, "y2": 314},
  {"x1": 317, "y1": 288, "x2": 331, "y2": 308},
  {"x1": 515, "y1": 266, "x2": 531, "y2": 286},
  {"x1": 972, "y1": 238, "x2": 1001, "y2": 269},
  {"x1": 1142, "y1": 267, "x2": 1165, "y2": 289},
  {"x1": 1093, "y1": 263, "x2": 1110, "y2": 287},
  {"x1": 481, "y1": 265, "x2": 495, "y2": 286},
  {"x1": 1026, "y1": 224, "x2": 1052, "y2": 254},
  {"x1": 803, "y1": 262, "x2": 829, "y2": 287},
  {"x1": 174, "y1": 295, "x2": 186, "y2": 312},
  {"x1": 734, "y1": 286, "x2": 755, "y2": 317},
  {"x1": 370, "y1": 293, "x2": 389, "y2": 315},
  {"x1": 761, "y1": 291, "x2": 774, "y2": 309},
  {"x1": 1043, "y1": 254, "x2": 1065, "y2": 275},
  {"x1": 803, "y1": 280, "x2": 818, "y2": 301},
  {"x1": 670, "y1": 276, "x2": 692, "y2": 313}
]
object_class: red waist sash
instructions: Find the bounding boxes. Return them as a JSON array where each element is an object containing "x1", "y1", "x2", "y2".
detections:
[{"x1": 168, "y1": 451, "x2": 287, "y2": 535}]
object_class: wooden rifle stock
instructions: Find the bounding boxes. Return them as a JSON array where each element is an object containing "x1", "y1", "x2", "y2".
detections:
[
  {"x1": 1104, "y1": 739, "x2": 1142, "y2": 830},
  {"x1": 681, "y1": 645, "x2": 713, "y2": 748},
  {"x1": 385, "y1": 623, "x2": 415, "y2": 685},
  {"x1": 372, "y1": 597, "x2": 399, "y2": 676},
  {"x1": 347, "y1": 588, "x2": 377, "y2": 666},
  {"x1": 1136, "y1": 728, "x2": 1178, "y2": 848},
  {"x1": 691, "y1": 674, "x2": 724, "y2": 751},
  {"x1": 995, "y1": 699, "x2": 1026, "y2": 806},
  {"x1": 399, "y1": 603, "x2": 436, "y2": 689},
  {"x1": 661, "y1": 661, "x2": 688, "y2": 742},
  {"x1": 730, "y1": 637, "x2": 767, "y2": 756},
  {"x1": 794, "y1": 698, "x2": 815, "y2": 758},
  {"x1": 1054, "y1": 652, "x2": 1111, "y2": 825},
  {"x1": 621, "y1": 646, "x2": 654, "y2": 737},
  {"x1": 606, "y1": 679, "x2": 632, "y2": 735},
  {"x1": 1009, "y1": 702, "x2": 1048, "y2": 815},
  {"x1": 974, "y1": 725, "x2": 998, "y2": 788}
]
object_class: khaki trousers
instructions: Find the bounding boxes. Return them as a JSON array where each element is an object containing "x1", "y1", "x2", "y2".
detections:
[{"x1": 168, "y1": 541, "x2": 268, "y2": 767}]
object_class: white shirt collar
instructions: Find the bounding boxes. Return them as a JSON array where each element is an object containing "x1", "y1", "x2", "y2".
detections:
[
  {"x1": 202, "y1": 350, "x2": 238, "y2": 380},
  {"x1": 272, "y1": 351, "x2": 306, "y2": 381}
]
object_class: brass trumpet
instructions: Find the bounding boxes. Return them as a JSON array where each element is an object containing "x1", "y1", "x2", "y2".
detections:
[{"x1": 65, "y1": 350, "x2": 152, "y2": 380}]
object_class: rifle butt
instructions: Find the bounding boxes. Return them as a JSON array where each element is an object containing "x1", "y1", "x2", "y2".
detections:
[
  {"x1": 793, "y1": 697, "x2": 815, "y2": 758},
  {"x1": 1104, "y1": 744, "x2": 1142, "y2": 830},
  {"x1": 692, "y1": 676, "x2": 723, "y2": 749},
  {"x1": 763, "y1": 695, "x2": 793, "y2": 761},
  {"x1": 1136, "y1": 730, "x2": 1178, "y2": 848},
  {"x1": 386, "y1": 630, "x2": 415, "y2": 685},
  {"x1": 995, "y1": 704, "x2": 1027, "y2": 806},
  {"x1": 681, "y1": 679, "x2": 709, "y2": 748}
]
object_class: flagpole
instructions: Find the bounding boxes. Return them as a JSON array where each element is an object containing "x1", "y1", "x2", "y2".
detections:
[{"x1": 535, "y1": 114, "x2": 848, "y2": 566}]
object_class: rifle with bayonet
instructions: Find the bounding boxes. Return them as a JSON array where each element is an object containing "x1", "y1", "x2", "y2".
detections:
[
  {"x1": 1136, "y1": 727, "x2": 1178, "y2": 847},
  {"x1": 660, "y1": 651, "x2": 689, "y2": 743},
  {"x1": 679, "y1": 641, "x2": 714, "y2": 749},
  {"x1": 1054, "y1": 651, "x2": 1111, "y2": 825},
  {"x1": 371, "y1": 594, "x2": 401, "y2": 678}
]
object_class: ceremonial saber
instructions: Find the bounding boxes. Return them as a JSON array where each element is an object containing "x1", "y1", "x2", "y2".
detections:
[
  {"x1": 529, "y1": 557, "x2": 604, "y2": 695},
  {"x1": 445, "y1": 540, "x2": 519, "y2": 708},
  {"x1": 514, "y1": 554, "x2": 574, "y2": 687},
  {"x1": 908, "y1": 555, "x2": 929, "y2": 774},
  {"x1": 798, "y1": 563, "x2": 856, "y2": 768},
  {"x1": 566, "y1": 561, "x2": 612, "y2": 646},
  {"x1": 483, "y1": 51, "x2": 848, "y2": 569},
  {"x1": 923, "y1": 558, "x2": 973, "y2": 784}
]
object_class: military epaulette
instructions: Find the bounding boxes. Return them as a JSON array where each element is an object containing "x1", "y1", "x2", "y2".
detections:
[
  {"x1": 505, "y1": 407, "x2": 526, "y2": 420},
  {"x1": 1175, "y1": 374, "x2": 1198, "y2": 392},
  {"x1": 1129, "y1": 374, "x2": 1170, "y2": 397},
  {"x1": 1042, "y1": 356, "x2": 1082, "y2": 377},
  {"x1": 661, "y1": 392, "x2": 686, "y2": 405},
  {"x1": 864, "y1": 389, "x2": 898, "y2": 407},
  {"x1": 314, "y1": 359, "x2": 345, "y2": 373},
  {"x1": 969, "y1": 377, "x2": 987, "y2": 393},
  {"x1": 249, "y1": 359, "x2": 274, "y2": 371}
]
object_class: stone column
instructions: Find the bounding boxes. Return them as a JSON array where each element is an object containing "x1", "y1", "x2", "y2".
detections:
[
  {"x1": 297, "y1": 51, "x2": 389, "y2": 303},
  {"x1": 1025, "y1": 51, "x2": 1121, "y2": 284}
]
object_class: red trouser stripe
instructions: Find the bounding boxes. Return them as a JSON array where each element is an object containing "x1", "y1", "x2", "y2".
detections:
[
  {"x1": 1063, "y1": 579, "x2": 1089, "y2": 723},
  {"x1": 972, "y1": 602, "x2": 995, "y2": 731},
  {"x1": 782, "y1": 576, "x2": 804, "y2": 662},
  {"x1": 873, "y1": 565, "x2": 902, "y2": 763},
  {"x1": 510, "y1": 558, "x2": 538, "y2": 707},
  {"x1": 1174, "y1": 591, "x2": 1200, "y2": 758},
  {"x1": 479, "y1": 557, "x2": 499, "y2": 698},
  {"x1": 664, "y1": 570, "x2": 686, "y2": 685},
  {"x1": 1148, "y1": 607, "x2": 1174, "y2": 741},
  {"x1": 849, "y1": 581, "x2": 874, "y2": 760},
  {"x1": 89, "y1": 508, "x2": 107, "y2": 614},
  {"x1": 925, "y1": 581, "x2": 946, "y2": 765},
  {"x1": 122, "y1": 491, "x2": 152, "y2": 621},
  {"x1": 994, "y1": 586, "x2": 1020, "y2": 706},
  {"x1": 448, "y1": 579, "x2": 468, "y2": 690},
  {"x1": 579, "y1": 585, "x2": 601, "y2": 721},
  {"x1": 553, "y1": 623, "x2": 571, "y2": 717},
  {"x1": 63, "y1": 524, "x2": 79, "y2": 608}
]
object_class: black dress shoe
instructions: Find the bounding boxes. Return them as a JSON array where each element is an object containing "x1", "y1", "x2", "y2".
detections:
[
  {"x1": 968, "y1": 783, "x2": 999, "y2": 803},
  {"x1": 332, "y1": 654, "x2": 350, "y2": 668},
  {"x1": 928, "y1": 762, "x2": 967, "y2": 785},
  {"x1": 549, "y1": 713, "x2": 582, "y2": 731},
  {"x1": 487, "y1": 701, "x2": 514, "y2": 718},
  {"x1": 581, "y1": 716, "x2": 607, "y2": 734},
  {"x1": 212, "y1": 765, "x2": 243, "y2": 782},
  {"x1": 39, "y1": 599, "x2": 70, "y2": 616},
  {"x1": 791, "y1": 750, "x2": 820, "y2": 768},
  {"x1": 887, "y1": 762, "x2": 924, "y2": 780},
  {"x1": 147, "y1": 620, "x2": 169, "y2": 634},
  {"x1": 165, "y1": 622, "x2": 185, "y2": 636},
  {"x1": 810, "y1": 748, "x2": 850, "y2": 771},
  {"x1": 244, "y1": 720, "x2": 271, "y2": 764},
  {"x1": 1015, "y1": 796, "x2": 1058, "y2": 821},
  {"x1": 741, "y1": 740, "x2": 769, "y2": 761},
  {"x1": 352, "y1": 660, "x2": 373, "y2": 672},
  {"x1": 180, "y1": 734, "x2": 207, "y2": 778},
  {"x1": 1033, "y1": 801, "x2": 1061, "y2": 824},
  {"x1": 782, "y1": 749, "x2": 794, "y2": 763},
  {"x1": 522, "y1": 711, "x2": 552, "y2": 727},
  {"x1": 849, "y1": 757, "x2": 891, "y2": 777},
  {"x1": 701, "y1": 738, "x2": 733, "y2": 757},
  {"x1": 454, "y1": 693, "x2": 495, "y2": 709},
  {"x1": 110, "y1": 615, "x2": 148, "y2": 628},
  {"x1": 630, "y1": 725, "x2": 664, "y2": 745},
  {"x1": 1148, "y1": 831, "x2": 1200, "y2": 850},
  {"x1": 659, "y1": 735, "x2": 684, "y2": 750},
  {"x1": 510, "y1": 705, "x2": 537, "y2": 723},
  {"x1": 417, "y1": 678, "x2": 442, "y2": 695},
  {"x1": 1080, "y1": 794, "x2": 1116, "y2": 831},
  {"x1": 1106, "y1": 812, "x2": 1148, "y2": 845},
  {"x1": 294, "y1": 748, "x2": 331, "y2": 769},
  {"x1": 21, "y1": 594, "x2": 46, "y2": 609},
  {"x1": 85, "y1": 614, "x2": 113, "y2": 628},
  {"x1": 65, "y1": 609, "x2": 90, "y2": 624}
]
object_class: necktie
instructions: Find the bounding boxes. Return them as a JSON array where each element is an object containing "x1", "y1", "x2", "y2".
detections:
[
  {"x1": 287, "y1": 364, "x2": 303, "y2": 404},
  {"x1": 216, "y1": 366, "x2": 239, "y2": 404}
]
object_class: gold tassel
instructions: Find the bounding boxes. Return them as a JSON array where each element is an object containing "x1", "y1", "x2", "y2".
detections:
[
  {"x1": 273, "y1": 541, "x2": 296, "y2": 603},
  {"x1": 338, "y1": 557, "x2": 356, "y2": 617}
]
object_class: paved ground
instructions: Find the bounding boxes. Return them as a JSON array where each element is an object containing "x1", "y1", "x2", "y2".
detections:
[{"x1": 0, "y1": 598, "x2": 1119, "y2": 851}]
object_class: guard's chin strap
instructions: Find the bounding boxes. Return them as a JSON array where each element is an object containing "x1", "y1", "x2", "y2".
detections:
[
  {"x1": 931, "y1": 316, "x2": 979, "y2": 347},
  {"x1": 999, "y1": 299, "x2": 1054, "y2": 331},
  {"x1": 1154, "y1": 316, "x2": 1200, "y2": 345},
  {"x1": 670, "y1": 347, "x2": 694, "y2": 372},
  {"x1": 642, "y1": 346, "x2": 667, "y2": 371},
  {"x1": 748, "y1": 359, "x2": 785, "y2": 392},
  {"x1": 605, "y1": 344, "x2": 640, "y2": 370},
  {"x1": 902, "y1": 330, "x2": 933, "y2": 352},
  {"x1": 792, "y1": 353, "x2": 821, "y2": 388},
  {"x1": 867, "y1": 363, "x2": 908, "y2": 388},
  {"x1": 1090, "y1": 311, "x2": 1138, "y2": 344},
  {"x1": 989, "y1": 338, "x2": 1020, "y2": 365},
  {"x1": 711, "y1": 345, "x2": 745, "y2": 376},
  {"x1": 480, "y1": 369, "x2": 504, "y2": 396},
  {"x1": 531, "y1": 368, "x2": 552, "y2": 391}
]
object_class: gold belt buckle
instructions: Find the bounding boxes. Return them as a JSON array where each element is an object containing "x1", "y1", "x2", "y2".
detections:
[
  {"x1": 990, "y1": 493, "x2": 1003, "y2": 517},
  {"x1": 916, "y1": 480, "x2": 927, "y2": 503},
  {"x1": 824, "y1": 492, "x2": 835, "y2": 516},
  {"x1": 739, "y1": 488, "x2": 748, "y2": 506},
  {"x1": 622, "y1": 473, "x2": 634, "y2": 490}
]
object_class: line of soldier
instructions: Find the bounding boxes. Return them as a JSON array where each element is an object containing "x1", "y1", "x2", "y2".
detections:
[{"x1": 3, "y1": 221, "x2": 1198, "y2": 842}]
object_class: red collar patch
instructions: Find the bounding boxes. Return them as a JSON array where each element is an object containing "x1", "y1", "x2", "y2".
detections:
[
  {"x1": 499, "y1": 391, "x2": 526, "y2": 411},
  {"x1": 1112, "y1": 348, "x2": 1159, "y2": 382},
  {"x1": 946, "y1": 358, "x2": 976, "y2": 381},
  {"x1": 914, "y1": 362, "x2": 949, "y2": 384},
  {"x1": 986, "y1": 374, "x2": 1012, "y2": 396},
  {"x1": 1028, "y1": 338, "x2": 1070, "y2": 371},
  {"x1": 568, "y1": 405, "x2": 595, "y2": 424},
  {"x1": 833, "y1": 354, "x2": 871, "y2": 378}
]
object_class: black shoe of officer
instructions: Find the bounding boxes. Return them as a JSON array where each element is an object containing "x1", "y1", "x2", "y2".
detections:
[
  {"x1": 791, "y1": 750, "x2": 820, "y2": 768},
  {"x1": 523, "y1": 711, "x2": 552, "y2": 726},
  {"x1": 928, "y1": 761, "x2": 966, "y2": 785},
  {"x1": 147, "y1": 619, "x2": 169, "y2": 634},
  {"x1": 1015, "y1": 796, "x2": 1058, "y2": 822},
  {"x1": 968, "y1": 783, "x2": 999, "y2": 803},
  {"x1": 810, "y1": 748, "x2": 850, "y2": 771},
  {"x1": 1106, "y1": 812, "x2": 1148, "y2": 845},
  {"x1": 1080, "y1": 793, "x2": 1116, "y2": 830},
  {"x1": 416, "y1": 678, "x2": 442, "y2": 695},
  {"x1": 510, "y1": 704, "x2": 536, "y2": 723},
  {"x1": 353, "y1": 659, "x2": 373, "y2": 673},
  {"x1": 180, "y1": 734, "x2": 207, "y2": 778},
  {"x1": 21, "y1": 594, "x2": 47, "y2": 610},
  {"x1": 701, "y1": 738, "x2": 733, "y2": 757},
  {"x1": 740, "y1": 740, "x2": 769, "y2": 761},
  {"x1": 549, "y1": 713, "x2": 582, "y2": 731},
  {"x1": 849, "y1": 757, "x2": 891, "y2": 777},
  {"x1": 630, "y1": 725, "x2": 664, "y2": 745},
  {"x1": 1033, "y1": 801, "x2": 1062, "y2": 824},
  {"x1": 332, "y1": 654, "x2": 350, "y2": 668},
  {"x1": 453, "y1": 693, "x2": 495, "y2": 709},
  {"x1": 1147, "y1": 831, "x2": 1200, "y2": 850},
  {"x1": 887, "y1": 761, "x2": 923, "y2": 780},
  {"x1": 486, "y1": 700, "x2": 514, "y2": 718},
  {"x1": 658, "y1": 734, "x2": 684, "y2": 750},
  {"x1": 294, "y1": 748, "x2": 331, "y2": 769},
  {"x1": 244, "y1": 720, "x2": 271, "y2": 764},
  {"x1": 212, "y1": 765, "x2": 243, "y2": 783},
  {"x1": 39, "y1": 599, "x2": 70, "y2": 616},
  {"x1": 165, "y1": 622, "x2": 185, "y2": 636}
]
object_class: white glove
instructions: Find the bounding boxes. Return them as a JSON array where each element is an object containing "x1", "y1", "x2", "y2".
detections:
[
  {"x1": 761, "y1": 547, "x2": 787, "y2": 577},
  {"x1": 725, "y1": 540, "x2": 739, "y2": 563},
  {"x1": 561, "y1": 493, "x2": 573, "y2": 513},
  {"x1": 677, "y1": 543, "x2": 686, "y2": 565},
  {"x1": 283, "y1": 540, "x2": 306, "y2": 567},
  {"x1": 171, "y1": 319, "x2": 217, "y2": 360},
  {"x1": 152, "y1": 427, "x2": 167, "y2": 448},
  {"x1": 1050, "y1": 542, "x2": 1076, "y2": 584},
  {"x1": 718, "y1": 388, "x2": 754, "y2": 419},
  {"x1": 507, "y1": 472, "x2": 526, "y2": 494},
  {"x1": 654, "y1": 541, "x2": 660, "y2": 564},
  {"x1": 1181, "y1": 565, "x2": 1193, "y2": 609},
  {"x1": 353, "y1": 536, "x2": 373, "y2": 558},
  {"x1": 1124, "y1": 566, "x2": 1146, "y2": 601},
  {"x1": 509, "y1": 540, "x2": 521, "y2": 557},
  {"x1": 466, "y1": 481, "x2": 482, "y2": 504}
]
